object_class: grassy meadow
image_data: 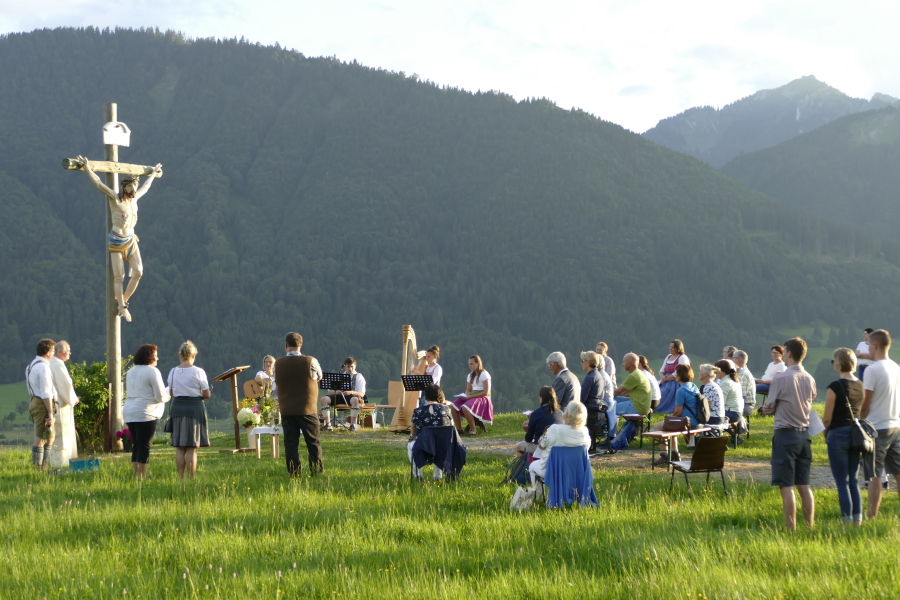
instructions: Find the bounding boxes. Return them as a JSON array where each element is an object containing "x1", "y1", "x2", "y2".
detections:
[{"x1": 1, "y1": 412, "x2": 899, "y2": 600}]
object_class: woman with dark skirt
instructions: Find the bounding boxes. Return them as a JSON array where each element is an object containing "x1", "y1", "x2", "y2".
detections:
[
  {"x1": 166, "y1": 340, "x2": 211, "y2": 480},
  {"x1": 123, "y1": 344, "x2": 169, "y2": 478}
]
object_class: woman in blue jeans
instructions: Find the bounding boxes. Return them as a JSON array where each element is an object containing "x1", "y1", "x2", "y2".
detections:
[{"x1": 823, "y1": 348, "x2": 865, "y2": 525}]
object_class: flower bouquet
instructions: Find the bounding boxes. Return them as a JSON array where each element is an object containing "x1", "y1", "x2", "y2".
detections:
[
  {"x1": 237, "y1": 407, "x2": 261, "y2": 428},
  {"x1": 257, "y1": 395, "x2": 279, "y2": 426},
  {"x1": 116, "y1": 428, "x2": 133, "y2": 452}
]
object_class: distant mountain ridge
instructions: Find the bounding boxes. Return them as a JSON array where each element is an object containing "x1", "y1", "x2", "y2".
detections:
[
  {"x1": 643, "y1": 75, "x2": 899, "y2": 168},
  {"x1": 721, "y1": 105, "x2": 900, "y2": 240},
  {"x1": 2, "y1": 29, "x2": 900, "y2": 412}
]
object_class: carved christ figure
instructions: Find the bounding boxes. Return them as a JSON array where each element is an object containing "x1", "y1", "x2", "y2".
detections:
[{"x1": 75, "y1": 155, "x2": 162, "y2": 322}]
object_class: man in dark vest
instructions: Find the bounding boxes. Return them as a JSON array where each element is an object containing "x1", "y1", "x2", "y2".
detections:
[{"x1": 274, "y1": 332, "x2": 323, "y2": 475}]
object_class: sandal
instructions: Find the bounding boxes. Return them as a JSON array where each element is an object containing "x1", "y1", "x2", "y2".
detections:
[{"x1": 467, "y1": 431, "x2": 477, "y2": 436}]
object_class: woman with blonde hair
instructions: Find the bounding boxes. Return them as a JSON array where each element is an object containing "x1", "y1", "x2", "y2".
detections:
[
  {"x1": 823, "y1": 348, "x2": 866, "y2": 524},
  {"x1": 528, "y1": 400, "x2": 591, "y2": 482},
  {"x1": 166, "y1": 340, "x2": 211, "y2": 480}
]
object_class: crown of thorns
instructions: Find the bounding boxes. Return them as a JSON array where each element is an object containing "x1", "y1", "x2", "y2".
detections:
[{"x1": 121, "y1": 174, "x2": 139, "y2": 185}]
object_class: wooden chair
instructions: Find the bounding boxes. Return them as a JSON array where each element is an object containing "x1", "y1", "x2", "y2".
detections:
[
  {"x1": 669, "y1": 436, "x2": 729, "y2": 498},
  {"x1": 333, "y1": 403, "x2": 377, "y2": 429}
]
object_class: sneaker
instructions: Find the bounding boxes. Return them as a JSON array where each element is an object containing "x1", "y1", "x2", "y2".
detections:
[
  {"x1": 322, "y1": 425, "x2": 334, "y2": 432},
  {"x1": 349, "y1": 424, "x2": 358, "y2": 432}
]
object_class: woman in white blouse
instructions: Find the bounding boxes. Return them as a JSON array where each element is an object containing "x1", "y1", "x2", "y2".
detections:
[
  {"x1": 528, "y1": 400, "x2": 591, "y2": 484},
  {"x1": 755, "y1": 345, "x2": 787, "y2": 394},
  {"x1": 123, "y1": 344, "x2": 170, "y2": 478},
  {"x1": 715, "y1": 359, "x2": 744, "y2": 423},
  {"x1": 167, "y1": 340, "x2": 211, "y2": 480},
  {"x1": 697, "y1": 364, "x2": 727, "y2": 430},
  {"x1": 656, "y1": 340, "x2": 690, "y2": 414},
  {"x1": 254, "y1": 355, "x2": 275, "y2": 393}
]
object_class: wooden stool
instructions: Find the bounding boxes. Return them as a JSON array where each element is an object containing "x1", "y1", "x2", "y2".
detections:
[{"x1": 622, "y1": 413, "x2": 652, "y2": 449}]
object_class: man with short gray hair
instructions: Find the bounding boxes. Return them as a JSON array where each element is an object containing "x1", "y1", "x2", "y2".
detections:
[
  {"x1": 731, "y1": 350, "x2": 756, "y2": 419},
  {"x1": 49, "y1": 341, "x2": 80, "y2": 467},
  {"x1": 547, "y1": 352, "x2": 580, "y2": 409}
]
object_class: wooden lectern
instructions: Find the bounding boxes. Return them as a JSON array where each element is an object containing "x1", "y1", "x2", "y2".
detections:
[{"x1": 212, "y1": 365, "x2": 252, "y2": 453}]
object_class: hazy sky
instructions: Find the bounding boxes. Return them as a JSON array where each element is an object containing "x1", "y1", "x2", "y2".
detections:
[{"x1": 2, "y1": 0, "x2": 897, "y2": 132}]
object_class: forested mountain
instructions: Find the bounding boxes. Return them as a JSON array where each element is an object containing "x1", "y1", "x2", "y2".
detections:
[
  {"x1": 721, "y1": 106, "x2": 900, "y2": 240},
  {"x1": 643, "y1": 76, "x2": 898, "y2": 168},
  {"x1": 2, "y1": 28, "x2": 900, "y2": 412}
]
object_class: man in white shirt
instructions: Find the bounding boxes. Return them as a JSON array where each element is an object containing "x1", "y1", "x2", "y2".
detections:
[
  {"x1": 861, "y1": 329, "x2": 900, "y2": 519},
  {"x1": 26, "y1": 339, "x2": 57, "y2": 470},
  {"x1": 49, "y1": 341, "x2": 80, "y2": 467},
  {"x1": 731, "y1": 350, "x2": 756, "y2": 418},
  {"x1": 856, "y1": 328, "x2": 875, "y2": 382},
  {"x1": 319, "y1": 357, "x2": 367, "y2": 431}
]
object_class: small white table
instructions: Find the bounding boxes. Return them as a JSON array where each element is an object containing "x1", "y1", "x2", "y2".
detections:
[{"x1": 250, "y1": 425, "x2": 284, "y2": 459}]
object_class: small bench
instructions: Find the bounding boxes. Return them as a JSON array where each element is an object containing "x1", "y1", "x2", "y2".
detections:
[{"x1": 622, "y1": 412, "x2": 652, "y2": 449}]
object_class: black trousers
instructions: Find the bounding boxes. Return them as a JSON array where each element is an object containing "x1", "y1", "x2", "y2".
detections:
[
  {"x1": 281, "y1": 414, "x2": 323, "y2": 476},
  {"x1": 126, "y1": 420, "x2": 158, "y2": 464}
]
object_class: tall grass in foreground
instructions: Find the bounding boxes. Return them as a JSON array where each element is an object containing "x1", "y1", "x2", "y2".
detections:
[{"x1": 0, "y1": 415, "x2": 898, "y2": 599}]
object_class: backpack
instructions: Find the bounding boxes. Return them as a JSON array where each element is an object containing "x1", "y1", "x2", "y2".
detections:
[
  {"x1": 685, "y1": 390, "x2": 711, "y2": 424},
  {"x1": 503, "y1": 453, "x2": 531, "y2": 485}
]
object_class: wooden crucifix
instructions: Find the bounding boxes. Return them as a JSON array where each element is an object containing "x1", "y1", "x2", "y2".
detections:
[{"x1": 61, "y1": 103, "x2": 163, "y2": 451}]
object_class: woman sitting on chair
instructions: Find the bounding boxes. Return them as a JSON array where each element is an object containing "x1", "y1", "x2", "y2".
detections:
[
  {"x1": 254, "y1": 355, "x2": 275, "y2": 395},
  {"x1": 450, "y1": 355, "x2": 494, "y2": 435},
  {"x1": 408, "y1": 384, "x2": 453, "y2": 480},
  {"x1": 517, "y1": 386, "x2": 563, "y2": 456},
  {"x1": 528, "y1": 400, "x2": 591, "y2": 485},
  {"x1": 650, "y1": 363, "x2": 698, "y2": 466},
  {"x1": 656, "y1": 340, "x2": 690, "y2": 414}
]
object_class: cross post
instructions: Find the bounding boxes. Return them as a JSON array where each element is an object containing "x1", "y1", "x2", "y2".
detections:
[{"x1": 61, "y1": 103, "x2": 162, "y2": 452}]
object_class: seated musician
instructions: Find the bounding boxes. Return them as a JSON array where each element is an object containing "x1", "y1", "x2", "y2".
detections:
[
  {"x1": 408, "y1": 384, "x2": 453, "y2": 480},
  {"x1": 254, "y1": 355, "x2": 275, "y2": 395},
  {"x1": 319, "y1": 357, "x2": 367, "y2": 431}
]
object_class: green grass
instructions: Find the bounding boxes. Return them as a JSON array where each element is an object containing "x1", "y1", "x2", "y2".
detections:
[{"x1": 1, "y1": 413, "x2": 899, "y2": 599}]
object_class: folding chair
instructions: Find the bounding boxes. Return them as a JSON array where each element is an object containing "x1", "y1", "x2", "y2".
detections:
[
  {"x1": 410, "y1": 426, "x2": 467, "y2": 481},
  {"x1": 622, "y1": 412, "x2": 652, "y2": 449},
  {"x1": 669, "y1": 436, "x2": 729, "y2": 498}
]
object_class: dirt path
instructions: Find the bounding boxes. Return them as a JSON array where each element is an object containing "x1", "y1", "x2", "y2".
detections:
[{"x1": 376, "y1": 432, "x2": 839, "y2": 488}]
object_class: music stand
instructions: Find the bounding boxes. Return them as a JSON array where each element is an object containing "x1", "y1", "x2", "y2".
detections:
[
  {"x1": 401, "y1": 375, "x2": 433, "y2": 392},
  {"x1": 211, "y1": 365, "x2": 252, "y2": 453},
  {"x1": 320, "y1": 372, "x2": 352, "y2": 430}
]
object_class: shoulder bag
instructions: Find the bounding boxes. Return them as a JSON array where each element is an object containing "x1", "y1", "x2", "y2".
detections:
[
  {"x1": 163, "y1": 369, "x2": 177, "y2": 433},
  {"x1": 841, "y1": 380, "x2": 877, "y2": 454}
]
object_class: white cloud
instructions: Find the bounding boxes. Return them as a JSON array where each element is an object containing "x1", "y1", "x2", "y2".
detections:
[{"x1": 1, "y1": 0, "x2": 898, "y2": 132}]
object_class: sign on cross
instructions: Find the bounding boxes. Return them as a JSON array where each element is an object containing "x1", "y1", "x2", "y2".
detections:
[{"x1": 61, "y1": 103, "x2": 163, "y2": 452}]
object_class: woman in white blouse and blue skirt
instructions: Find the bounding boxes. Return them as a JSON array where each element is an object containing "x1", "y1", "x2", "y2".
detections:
[{"x1": 167, "y1": 340, "x2": 211, "y2": 480}]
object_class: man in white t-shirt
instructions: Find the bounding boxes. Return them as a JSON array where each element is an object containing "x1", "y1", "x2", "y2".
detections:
[
  {"x1": 861, "y1": 329, "x2": 900, "y2": 519},
  {"x1": 856, "y1": 328, "x2": 875, "y2": 382}
]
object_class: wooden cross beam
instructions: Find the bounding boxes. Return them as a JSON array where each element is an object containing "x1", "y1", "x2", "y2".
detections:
[{"x1": 61, "y1": 158, "x2": 163, "y2": 178}]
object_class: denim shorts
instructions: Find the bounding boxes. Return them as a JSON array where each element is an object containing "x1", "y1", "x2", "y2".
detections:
[{"x1": 771, "y1": 428, "x2": 812, "y2": 487}]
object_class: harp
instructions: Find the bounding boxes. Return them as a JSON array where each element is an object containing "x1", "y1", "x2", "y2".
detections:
[{"x1": 388, "y1": 324, "x2": 423, "y2": 432}]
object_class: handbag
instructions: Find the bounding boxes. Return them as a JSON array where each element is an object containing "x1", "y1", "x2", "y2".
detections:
[
  {"x1": 163, "y1": 368, "x2": 178, "y2": 434},
  {"x1": 841, "y1": 380, "x2": 877, "y2": 454},
  {"x1": 510, "y1": 486, "x2": 537, "y2": 511},
  {"x1": 663, "y1": 416, "x2": 690, "y2": 431}
]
